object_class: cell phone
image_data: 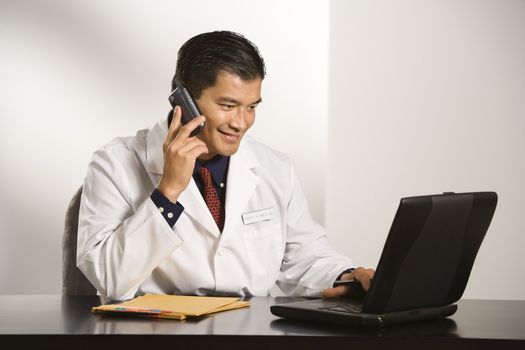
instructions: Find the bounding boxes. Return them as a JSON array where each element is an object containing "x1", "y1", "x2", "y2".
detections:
[{"x1": 168, "y1": 79, "x2": 204, "y2": 137}]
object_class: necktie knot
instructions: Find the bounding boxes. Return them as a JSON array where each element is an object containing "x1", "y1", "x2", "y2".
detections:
[{"x1": 199, "y1": 166, "x2": 224, "y2": 232}]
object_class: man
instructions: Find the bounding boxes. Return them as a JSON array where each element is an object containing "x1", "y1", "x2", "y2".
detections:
[{"x1": 77, "y1": 31, "x2": 374, "y2": 301}]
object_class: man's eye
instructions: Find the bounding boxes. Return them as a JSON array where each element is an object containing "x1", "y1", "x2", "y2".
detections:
[
  {"x1": 220, "y1": 104, "x2": 235, "y2": 110},
  {"x1": 248, "y1": 104, "x2": 258, "y2": 111}
]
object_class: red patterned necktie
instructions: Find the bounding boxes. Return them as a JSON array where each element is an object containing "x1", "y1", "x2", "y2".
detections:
[{"x1": 198, "y1": 166, "x2": 225, "y2": 232}]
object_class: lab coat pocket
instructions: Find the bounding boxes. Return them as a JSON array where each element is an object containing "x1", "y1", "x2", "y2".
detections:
[{"x1": 242, "y1": 223, "x2": 283, "y2": 295}]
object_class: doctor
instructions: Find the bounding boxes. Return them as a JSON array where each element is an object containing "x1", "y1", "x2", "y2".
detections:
[{"x1": 77, "y1": 31, "x2": 374, "y2": 301}]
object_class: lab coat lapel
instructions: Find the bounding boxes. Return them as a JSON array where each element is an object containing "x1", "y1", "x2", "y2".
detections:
[
  {"x1": 223, "y1": 140, "x2": 259, "y2": 235},
  {"x1": 177, "y1": 180, "x2": 222, "y2": 238},
  {"x1": 145, "y1": 118, "x2": 166, "y2": 187}
]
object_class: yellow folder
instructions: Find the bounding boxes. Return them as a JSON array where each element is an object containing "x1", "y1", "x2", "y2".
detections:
[{"x1": 92, "y1": 294, "x2": 250, "y2": 320}]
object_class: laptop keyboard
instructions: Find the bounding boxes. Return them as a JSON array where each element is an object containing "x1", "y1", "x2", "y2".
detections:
[{"x1": 319, "y1": 302, "x2": 363, "y2": 314}]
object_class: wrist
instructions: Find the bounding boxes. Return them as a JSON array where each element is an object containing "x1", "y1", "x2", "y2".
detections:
[
  {"x1": 333, "y1": 268, "x2": 356, "y2": 287},
  {"x1": 157, "y1": 184, "x2": 182, "y2": 203}
]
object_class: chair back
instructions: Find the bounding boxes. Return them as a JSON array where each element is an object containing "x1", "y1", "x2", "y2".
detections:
[{"x1": 62, "y1": 186, "x2": 97, "y2": 295}]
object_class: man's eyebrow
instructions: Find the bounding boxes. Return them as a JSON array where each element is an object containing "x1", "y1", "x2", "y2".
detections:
[{"x1": 217, "y1": 97, "x2": 263, "y2": 105}]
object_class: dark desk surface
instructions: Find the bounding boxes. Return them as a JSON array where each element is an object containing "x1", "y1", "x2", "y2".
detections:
[{"x1": 0, "y1": 295, "x2": 524, "y2": 349}]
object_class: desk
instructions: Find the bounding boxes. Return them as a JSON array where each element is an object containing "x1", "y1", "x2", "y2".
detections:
[{"x1": 0, "y1": 295, "x2": 523, "y2": 349}]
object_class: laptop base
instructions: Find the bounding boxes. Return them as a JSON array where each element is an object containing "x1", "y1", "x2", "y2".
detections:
[{"x1": 270, "y1": 299, "x2": 458, "y2": 327}]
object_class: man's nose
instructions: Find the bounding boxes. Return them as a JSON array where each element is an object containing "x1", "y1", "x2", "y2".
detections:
[{"x1": 229, "y1": 108, "x2": 248, "y2": 131}]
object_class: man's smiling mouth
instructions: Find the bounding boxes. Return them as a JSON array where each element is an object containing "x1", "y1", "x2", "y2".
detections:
[{"x1": 218, "y1": 130, "x2": 241, "y2": 143}]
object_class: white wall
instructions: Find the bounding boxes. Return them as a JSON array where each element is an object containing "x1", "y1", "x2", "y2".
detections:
[
  {"x1": 327, "y1": 0, "x2": 525, "y2": 300},
  {"x1": 0, "y1": 0, "x2": 328, "y2": 293}
]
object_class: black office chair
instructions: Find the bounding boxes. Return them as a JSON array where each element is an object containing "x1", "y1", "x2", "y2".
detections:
[{"x1": 62, "y1": 186, "x2": 97, "y2": 295}]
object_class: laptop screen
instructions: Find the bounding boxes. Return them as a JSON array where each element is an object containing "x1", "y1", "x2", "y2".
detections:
[{"x1": 362, "y1": 192, "x2": 497, "y2": 314}]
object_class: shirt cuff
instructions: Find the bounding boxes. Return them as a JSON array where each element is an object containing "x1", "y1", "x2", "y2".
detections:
[
  {"x1": 333, "y1": 268, "x2": 356, "y2": 287},
  {"x1": 150, "y1": 189, "x2": 184, "y2": 227}
]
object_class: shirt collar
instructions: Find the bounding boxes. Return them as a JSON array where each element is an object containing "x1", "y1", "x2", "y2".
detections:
[{"x1": 194, "y1": 155, "x2": 230, "y2": 187}]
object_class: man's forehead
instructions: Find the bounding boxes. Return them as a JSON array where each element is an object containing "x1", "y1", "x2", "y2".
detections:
[
  {"x1": 213, "y1": 70, "x2": 262, "y2": 86},
  {"x1": 201, "y1": 71, "x2": 262, "y2": 102},
  {"x1": 216, "y1": 96, "x2": 262, "y2": 105}
]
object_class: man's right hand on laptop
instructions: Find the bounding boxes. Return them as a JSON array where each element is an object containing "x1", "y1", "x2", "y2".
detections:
[{"x1": 321, "y1": 267, "x2": 375, "y2": 299}]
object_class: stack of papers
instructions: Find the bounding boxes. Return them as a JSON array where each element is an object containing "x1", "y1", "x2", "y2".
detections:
[{"x1": 92, "y1": 294, "x2": 250, "y2": 320}]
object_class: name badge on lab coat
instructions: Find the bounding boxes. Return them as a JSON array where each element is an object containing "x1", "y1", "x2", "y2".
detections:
[{"x1": 242, "y1": 208, "x2": 275, "y2": 225}]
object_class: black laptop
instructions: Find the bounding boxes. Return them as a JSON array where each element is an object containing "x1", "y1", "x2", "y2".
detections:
[{"x1": 271, "y1": 191, "x2": 498, "y2": 327}]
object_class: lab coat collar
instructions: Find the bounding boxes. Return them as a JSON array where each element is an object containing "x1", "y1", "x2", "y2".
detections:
[
  {"x1": 145, "y1": 117, "x2": 168, "y2": 175},
  {"x1": 146, "y1": 116, "x2": 260, "y2": 238}
]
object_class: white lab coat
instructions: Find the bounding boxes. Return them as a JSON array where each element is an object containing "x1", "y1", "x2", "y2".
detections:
[{"x1": 77, "y1": 117, "x2": 353, "y2": 301}]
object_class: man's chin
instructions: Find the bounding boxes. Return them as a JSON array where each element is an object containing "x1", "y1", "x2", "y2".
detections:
[{"x1": 215, "y1": 143, "x2": 241, "y2": 157}]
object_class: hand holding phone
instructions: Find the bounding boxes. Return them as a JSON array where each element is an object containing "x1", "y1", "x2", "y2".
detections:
[
  {"x1": 157, "y1": 107, "x2": 208, "y2": 202},
  {"x1": 169, "y1": 79, "x2": 204, "y2": 136}
]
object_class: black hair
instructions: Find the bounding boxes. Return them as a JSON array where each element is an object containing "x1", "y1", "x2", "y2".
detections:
[{"x1": 172, "y1": 31, "x2": 266, "y2": 98}]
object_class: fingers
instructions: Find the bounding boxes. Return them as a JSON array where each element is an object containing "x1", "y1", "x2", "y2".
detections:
[
  {"x1": 351, "y1": 267, "x2": 375, "y2": 291},
  {"x1": 164, "y1": 109, "x2": 205, "y2": 153},
  {"x1": 179, "y1": 139, "x2": 209, "y2": 159},
  {"x1": 322, "y1": 267, "x2": 376, "y2": 299},
  {"x1": 166, "y1": 106, "x2": 182, "y2": 143},
  {"x1": 175, "y1": 114, "x2": 205, "y2": 140},
  {"x1": 363, "y1": 268, "x2": 375, "y2": 291},
  {"x1": 165, "y1": 137, "x2": 208, "y2": 161},
  {"x1": 321, "y1": 286, "x2": 348, "y2": 299}
]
